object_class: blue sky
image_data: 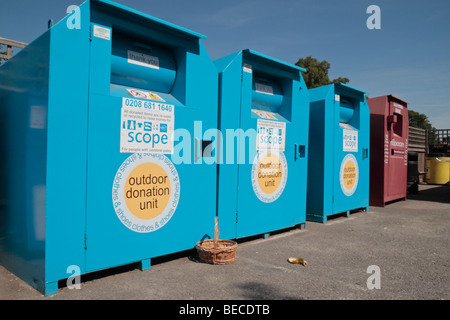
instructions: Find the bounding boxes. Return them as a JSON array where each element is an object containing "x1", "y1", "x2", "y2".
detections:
[{"x1": 1, "y1": 0, "x2": 449, "y2": 128}]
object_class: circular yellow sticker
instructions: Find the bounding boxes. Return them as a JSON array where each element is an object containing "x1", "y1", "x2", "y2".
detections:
[
  {"x1": 257, "y1": 153, "x2": 283, "y2": 194},
  {"x1": 252, "y1": 151, "x2": 288, "y2": 203},
  {"x1": 112, "y1": 153, "x2": 180, "y2": 233},
  {"x1": 124, "y1": 162, "x2": 171, "y2": 220},
  {"x1": 342, "y1": 161, "x2": 356, "y2": 191},
  {"x1": 340, "y1": 154, "x2": 359, "y2": 196}
]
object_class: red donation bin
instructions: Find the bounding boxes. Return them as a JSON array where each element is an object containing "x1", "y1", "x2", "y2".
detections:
[{"x1": 367, "y1": 95, "x2": 409, "y2": 206}]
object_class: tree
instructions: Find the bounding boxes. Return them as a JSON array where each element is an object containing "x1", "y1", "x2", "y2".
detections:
[
  {"x1": 295, "y1": 56, "x2": 350, "y2": 89},
  {"x1": 408, "y1": 109, "x2": 434, "y2": 131},
  {"x1": 408, "y1": 109, "x2": 439, "y2": 145}
]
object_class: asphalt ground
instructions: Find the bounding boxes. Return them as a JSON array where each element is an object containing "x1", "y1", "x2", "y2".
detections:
[{"x1": 0, "y1": 184, "x2": 449, "y2": 302}]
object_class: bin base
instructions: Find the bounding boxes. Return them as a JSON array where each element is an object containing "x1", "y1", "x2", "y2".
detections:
[
  {"x1": 307, "y1": 207, "x2": 368, "y2": 223},
  {"x1": 44, "y1": 281, "x2": 59, "y2": 296},
  {"x1": 139, "y1": 259, "x2": 151, "y2": 271},
  {"x1": 370, "y1": 197, "x2": 406, "y2": 207}
]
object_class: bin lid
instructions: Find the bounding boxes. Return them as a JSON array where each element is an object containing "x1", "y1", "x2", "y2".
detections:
[
  {"x1": 243, "y1": 49, "x2": 306, "y2": 72},
  {"x1": 387, "y1": 94, "x2": 409, "y2": 105},
  {"x1": 334, "y1": 82, "x2": 369, "y2": 96},
  {"x1": 91, "y1": 0, "x2": 207, "y2": 40}
]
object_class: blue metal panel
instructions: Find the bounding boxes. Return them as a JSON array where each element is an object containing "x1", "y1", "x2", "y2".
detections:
[
  {"x1": 0, "y1": 28, "x2": 50, "y2": 294},
  {"x1": 44, "y1": 0, "x2": 92, "y2": 292},
  {"x1": 216, "y1": 50, "x2": 309, "y2": 239},
  {"x1": 306, "y1": 83, "x2": 370, "y2": 223},
  {"x1": 214, "y1": 52, "x2": 242, "y2": 240},
  {"x1": 332, "y1": 84, "x2": 370, "y2": 214}
]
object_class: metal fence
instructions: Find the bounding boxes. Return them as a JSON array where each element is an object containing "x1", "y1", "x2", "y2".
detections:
[
  {"x1": 427, "y1": 129, "x2": 450, "y2": 156},
  {"x1": 408, "y1": 126, "x2": 426, "y2": 152},
  {"x1": 0, "y1": 37, "x2": 28, "y2": 61}
]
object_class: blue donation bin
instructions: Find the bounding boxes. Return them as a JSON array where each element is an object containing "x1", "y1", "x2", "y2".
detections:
[
  {"x1": 0, "y1": 0, "x2": 218, "y2": 295},
  {"x1": 215, "y1": 49, "x2": 310, "y2": 239},
  {"x1": 306, "y1": 83, "x2": 370, "y2": 223}
]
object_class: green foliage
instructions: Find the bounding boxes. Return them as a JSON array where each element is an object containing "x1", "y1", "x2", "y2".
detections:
[
  {"x1": 408, "y1": 109, "x2": 435, "y2": 131},
  {"x1": 295, "y1": 56, "x2": 349, "y2": 89},
  {"x1": 408, "y1": 109, "x2": 439, "y2": 146}
]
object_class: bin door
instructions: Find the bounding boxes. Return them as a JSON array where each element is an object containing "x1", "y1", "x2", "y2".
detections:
[
  {"x1": 387, "y1": 101, "x2": 408, "y2": 198},
  {"x1": 332, "y1": 97, "x2": 369, "y2": 214},
  {"x1": 234, "y1": 70, "x2": 306, "y2": 238},
  {"x1": 84, "y1": 24, "x2": 217, "y2": 272}
]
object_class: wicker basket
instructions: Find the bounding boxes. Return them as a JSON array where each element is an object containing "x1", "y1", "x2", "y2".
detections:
[
  {"x1": 195, "y1": 216, "x2": 238, "y2": 265},
  {"x1": 195, "y1": 239, "x2": 238, "y2": 265}
]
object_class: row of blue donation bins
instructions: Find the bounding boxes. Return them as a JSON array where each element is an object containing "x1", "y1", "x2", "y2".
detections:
[{"x1": 0, "y1": 0, "x2": 369, "y2": 295}]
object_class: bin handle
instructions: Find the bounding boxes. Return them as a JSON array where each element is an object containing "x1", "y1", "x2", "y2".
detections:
[
  {"x1": 295, "y1": 144, "x2": 305, "y2": 161},
  {"x1": 362, "y1": 147, "x2": 369, "y2": 160}
]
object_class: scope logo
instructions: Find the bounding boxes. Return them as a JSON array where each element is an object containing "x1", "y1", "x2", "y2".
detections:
[
  {"x1": 343, "y1": 129, "x2": 358, "y2": 152},
  {"x1": 120, "y1": 98, "x2": 174, "y2": 154},
  {"x1": 256, "y1": 119, "x2": 286, "y2": 152},
  {"x1": 126, "y1": 128, "x2": 169, "y2": 149}
]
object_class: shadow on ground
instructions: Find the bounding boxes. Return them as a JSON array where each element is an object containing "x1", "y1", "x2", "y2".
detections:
[
  {"x1": 407, "y1": 184, "x2": 450, "y2": 204},
  {"x1": 236, "y1": 281, "x2": 303, "y2": 300}
]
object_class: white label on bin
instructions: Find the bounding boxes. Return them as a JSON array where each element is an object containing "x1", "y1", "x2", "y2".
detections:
[
  {"x1": 127, "y1": 50, "x2": 159, "y2": 70},
  {"x1": 93, "y1": 25, "x2": 110, "y2": 40},
  {"x1": 243, "y1": 64, "x2": 252, "y2": 73},
  {"x1": 30, "y1": 106, "x2": 47, "y2": 129},
  {"x1": 112, "y1": 153, "x2": 180, "y2": 233},
  {"x1": 257, "y1": 119, "x2": 286, "y2": 152},
  {"x1": 343, "y1": 129, "x2": 358, "y2": 152},
  {"x1": 126, "y1": 88, "x2": 165, "y2": 102},
  {"x1": 252, "y1": 109, "x2": 277, "y2": 120},
  {"x1": 120, "y1": 98, "x2": 174, "y2": 154}
]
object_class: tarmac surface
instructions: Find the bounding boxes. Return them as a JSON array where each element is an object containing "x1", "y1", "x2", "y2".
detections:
[{"x1": 0, "y1": 184, "x2": 449, "y2": 300}]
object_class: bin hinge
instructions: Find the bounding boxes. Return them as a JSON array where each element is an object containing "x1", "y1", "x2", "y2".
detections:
[{"x1": 84, "y1": 233, "x2": 88, "y2": 250}]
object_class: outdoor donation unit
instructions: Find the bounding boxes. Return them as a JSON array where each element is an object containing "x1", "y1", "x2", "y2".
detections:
[
  {"x1": 0, "y1": 0, "x2": 219, "y2": 295},
  {"x1": 215, "y1": 49, "x2": 310, "y2": 239},
  {"x1": 306, "y1": 83, "x2": 370, "y2": 222},
  {"x1": 367, "y1": 95, "x2": 409, "y2": 206}
]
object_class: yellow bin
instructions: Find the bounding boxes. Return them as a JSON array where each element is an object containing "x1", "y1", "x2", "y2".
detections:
[{"x1": 427, "y1": 157, "x2": 450, "y2": 185}]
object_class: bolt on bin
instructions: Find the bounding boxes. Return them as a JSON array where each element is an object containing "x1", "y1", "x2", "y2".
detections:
[
  {"x1": 306, "y1": 83, "x2": 370, "y2": 223},
  {"x1": 214, "y1": 49, "x2": 310, "y2": 239},
  {"x1": 0, "y1": 0, "x2": 218, "y2": 295},
  {"x1": 367, "y1": 95, "x2": 409, "y2": 206}
]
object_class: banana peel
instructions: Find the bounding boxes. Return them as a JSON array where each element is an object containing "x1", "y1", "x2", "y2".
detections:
[{"x1": 288, "y1": 257, "x2": 307, "y2": 266}]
